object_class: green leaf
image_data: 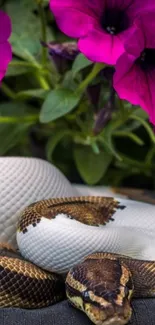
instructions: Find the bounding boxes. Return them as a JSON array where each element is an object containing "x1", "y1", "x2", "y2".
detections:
[
  {"x1": 4, "y1": 0, "x2": 36, "y2": 11},
  {"x1": 46, "y1": 129, "x2": 72, "y2": 161},
  {"x1": 119, "y1": 120, "x2": 141, "y2": 133},
  {"x1": 0, "y1": 102, "x2": 33, "y2": 155},
  {"x1": 0, "y1": 124, "x2": 29, "y2": 155},
  {"x1": 99, "y1": 137, "x2": 122, "y2": 161},
  {"x1": 5, "y1": 1, "x2": 54, "y2": 60},
  {"x1": 74, "y1": 145, "x2": 113, "y2": 185},
  {"x1": 40, "y1": 88, "x2": 81, "y2": 123},
  {"x1": 72, "y1": 54, "x2": 93, "y2": 77},
  {"x1": 5, "y1": 2, "x2": 40, "y2": 59},
  {"x1": 62, "y1": 71, "x2": 79, "y2": 91},
  {"x1": 145, "y1": 146, "x2": 155, "y2": 165},
  {"x1": 6, "y1": 61, "x2": 31, "y2": 77},
  {"x1": 16, "y1": 89, "x2": 49, "y2": 100},
  {"x1": 37, "y1": 0, "x2": 49, "y2": 7},
  {"x1": 0, "y1": 102, "x2": 30, "y2": 116},
  {"x1": 133, "y1": 108, "x2": 148, "y2": 119}
]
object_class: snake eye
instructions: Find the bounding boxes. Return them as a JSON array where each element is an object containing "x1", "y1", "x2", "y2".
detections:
[
  {"x1": 124, "y1": 286, "x2": 129, "y2": 298},
  {"x1": 82, "y1": 290, "x2": 90, "y2": 302}
]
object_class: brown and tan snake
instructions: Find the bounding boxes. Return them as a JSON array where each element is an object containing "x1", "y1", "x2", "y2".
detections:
[{"x1": 0, "y1": 196, "x2": 155, "y2": 325}]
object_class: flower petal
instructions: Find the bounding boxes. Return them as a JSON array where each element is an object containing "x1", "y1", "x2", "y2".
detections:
[
  {"x1": 50, "y1": 0, "x2": 103, "y2": 13},
  {"x1": 114, "y1": 52, "x2": 155, "y2": 124},
  {"x1": 114, "y1": 53, "x2": 142, "y2": 106},
  {"x1": 104, "y1": 0, "x2": 155, "y2": 18},
  {"x1": 127, "y1": 0, "x2": 155, "y2": 17},
  {"x1": 50, "y1": 0, "x2": 102, "y2": 38},
  {"x1": 122, "y1": 24, "x2": 144, "y2": 57},
  {"x1": 134, "y1": 12, "x2": 155, "y2": 49},
  {"x1": 106, "y1": 0, "x2": 140, "y2": 11},
  {"x1": 139, "y1": 71, "x2": 155, "y2": 124},
  {"x1": 0, "y1": 42, "x2": 12, "y2": 77},
  {"x1": 51, "y1": 8, "x2": 95, "y2": 38},
  {"x1": 78, "y1": 28, "x2": 124, "y2": 65},
  {"x1": 0, "y1": 11, "x2": 11, "y2": 43}
]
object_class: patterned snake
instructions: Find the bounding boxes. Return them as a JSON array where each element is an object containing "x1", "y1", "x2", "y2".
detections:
[{"x1": 0, "y1": 195, "x2": 155, "y2": 325}]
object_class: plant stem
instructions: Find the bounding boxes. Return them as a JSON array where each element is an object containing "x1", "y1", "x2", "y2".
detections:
[
  {"x1": 35, "y1": 73, "x2": 50, "y2": 90},
  {"x1": 76, "y1": 63, "x2": 105, "y2": 94},
  {"x1": 9, "y1": 61, "x2": 39, "y2": 69},
  {"x1": 113, "y1": 131, "x2": 144, "y2": 146},
  {"x1": 1, "y1": 83, "x2": 16, "y2": 99},
  {"x1": 37, "y1": 1, "x2": 48, "y2": 66},
  {"x1": 130, "y1": 115, "x2": 155, "y2": 144},
  {"x1": 0, "y1": 115, "x2": 39, "y2": 124}
]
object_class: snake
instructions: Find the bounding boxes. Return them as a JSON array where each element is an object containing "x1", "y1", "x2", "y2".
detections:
[{"x1": 0, "y1": 194, "x2": 155, "y2": 325}]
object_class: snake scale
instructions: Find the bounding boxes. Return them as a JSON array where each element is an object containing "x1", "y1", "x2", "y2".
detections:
[{"x1": 0, "y1": 196, "x2": 155, "y2": 325}]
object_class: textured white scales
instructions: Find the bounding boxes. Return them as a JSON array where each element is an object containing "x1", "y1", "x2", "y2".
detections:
[
  {"x1": 0, "y1": 157, "x2": 77, "y2": 246},
  {"x1": 17, "y1": 198, "x2": 155, "y2": 274}
]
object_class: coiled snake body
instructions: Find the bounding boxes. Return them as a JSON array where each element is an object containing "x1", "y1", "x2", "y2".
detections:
[{"x1": 1, "y1": 196, "x2": 155, "y2": 325}]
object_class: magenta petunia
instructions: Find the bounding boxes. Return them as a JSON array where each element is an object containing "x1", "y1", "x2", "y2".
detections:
[
  {"x1": 113, "y1": 12, "x2": 155, "y2": 125},
  {"x1": 0, "y1": 11, "x2": 12, "y2": 82},
  {"x1": 50, "y1": 0, "x2": 155, "y2": 65}
]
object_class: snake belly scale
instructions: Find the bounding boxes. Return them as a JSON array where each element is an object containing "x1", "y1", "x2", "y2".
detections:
[{"x1": 0, "y1": 196, "x2": 155, "y2": 325}]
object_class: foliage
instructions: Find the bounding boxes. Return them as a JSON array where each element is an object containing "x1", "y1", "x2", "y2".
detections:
[{"x1": 1, "y1": 0, "x2": 155, "y2": 189}]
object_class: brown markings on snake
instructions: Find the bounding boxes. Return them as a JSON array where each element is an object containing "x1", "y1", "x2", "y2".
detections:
[
  {"x1": 17, "y1": 196, "x2": 126, "y2": 233},
  {"x1": 0, "y1": 255, "x2": 65, "y2": 308}
]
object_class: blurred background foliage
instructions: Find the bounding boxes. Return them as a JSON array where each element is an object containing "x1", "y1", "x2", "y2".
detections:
[{"x1": 1, "y1": 0, "x2": 155, "y2": 189}]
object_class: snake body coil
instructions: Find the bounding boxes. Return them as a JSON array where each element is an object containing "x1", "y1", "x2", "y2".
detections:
[
  {"x1": 0, "y1": 244, "x2": 65, "y2": 308},
  {"x1": 0, "y1": 196, "x2": 155, "y2": 325}
]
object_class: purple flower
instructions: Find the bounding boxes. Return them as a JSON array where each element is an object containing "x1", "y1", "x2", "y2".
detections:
[
  {"x1": 50, "y1": 0, "x2": 154, "y2": 65},
  {"x1": 113, "y1": 13, "x2": 155, "y2": 125},
  {"x1": 0, "y1": 11, "x2": 12, "y2": 81},
  {"x1": 43, "y1": 41, "x2": 79, "y2": 61},
  {"x1": 93, "y1": 88, "x2": 116, "y2": 135},
  {"x1": 42, "y1": 41, "x2": 79, "y2": 73}
]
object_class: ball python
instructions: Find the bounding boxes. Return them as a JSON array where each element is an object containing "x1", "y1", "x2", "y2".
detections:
[{"x1": 0, "y1": 195, "x2": 155, "y2": 325}]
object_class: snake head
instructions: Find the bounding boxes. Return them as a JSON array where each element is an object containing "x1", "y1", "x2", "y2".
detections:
[{"x1": 66, "y1": 255, "x2": 134, "y2": 325}]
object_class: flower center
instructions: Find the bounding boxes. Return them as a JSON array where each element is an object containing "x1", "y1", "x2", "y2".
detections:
[
  {"x1": 100, "y1": 8, "x2": 129, "y2": 35},
  {"x1": 136, "y1": 49, "x2": 155, "y2": 71}
]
